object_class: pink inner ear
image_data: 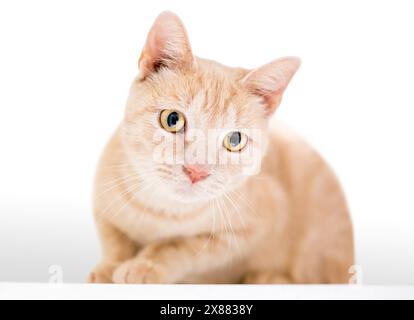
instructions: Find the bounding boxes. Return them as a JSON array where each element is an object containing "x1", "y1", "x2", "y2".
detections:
[
  {"x1": 138, "y1": 11, "x2": 193, "y2": 79},
  {"x1": 242, "y1": 57, "x2": 301, "y2": 115},
  {"x1": 261, "y1": 91, "x2": 283, "y2": 114},
  {"x1": 141, "y1": 32, "x2": 166, "y2": 72},
  {"x1": 138, "y1": 21, "x2": 169, "y2": 77}
]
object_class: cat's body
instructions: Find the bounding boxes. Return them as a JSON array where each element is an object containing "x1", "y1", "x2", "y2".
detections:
[{"x1": 88, "y1": 12, "x2": 354, "y2": 284}]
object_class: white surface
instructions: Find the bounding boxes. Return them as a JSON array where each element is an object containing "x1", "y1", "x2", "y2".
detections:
[
  {"x1": 1, "y1": 283, "x2": 414, "y2": 300},
  {"x1": 1, "y1": 0, "x2": 414, "y2": 284}
]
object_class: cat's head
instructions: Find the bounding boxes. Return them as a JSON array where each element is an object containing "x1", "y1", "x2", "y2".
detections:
[{"x1": 122, "y1": 12, "x2": 300, "y2": 204}]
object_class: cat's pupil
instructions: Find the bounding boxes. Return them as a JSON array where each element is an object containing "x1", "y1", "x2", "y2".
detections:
[
  {"x1": 167, "y1": 112, "x2": 179, "y2": 127},
  {"x1": 229, "y1": 132, "x2": 241, "y2": 147}
]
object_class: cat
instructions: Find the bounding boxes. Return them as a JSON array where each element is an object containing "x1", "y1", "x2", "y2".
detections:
[{"x1": 88, "y1": 11, "x2": 354, "y2": 284}]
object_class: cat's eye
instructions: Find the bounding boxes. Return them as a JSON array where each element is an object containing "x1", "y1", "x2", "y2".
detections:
[
  {"x1": 223, "y1": 131, "x2": 248, "y2": 152},
  {"x1": 159, "y1": 109, "x2": 186, "y2": 133}
]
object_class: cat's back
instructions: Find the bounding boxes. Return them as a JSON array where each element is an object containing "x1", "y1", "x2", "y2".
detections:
[
  {"x1": 260, "y1": 119, "x2": 351, "y2": 223},
  {"x1": 244, "y1": 120, "x2": 354, "y2": 279}
]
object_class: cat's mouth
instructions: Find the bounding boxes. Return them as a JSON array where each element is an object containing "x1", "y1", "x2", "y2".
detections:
[
  {"x1": 175, "y1": 178, "x2": 208, "y2": 193},
  {"x1": 152, "y1": 164, "x2": 222, "y2": 202},
  {"x1": 171, "y1": 176, "x2": 221, "y2": 203}
]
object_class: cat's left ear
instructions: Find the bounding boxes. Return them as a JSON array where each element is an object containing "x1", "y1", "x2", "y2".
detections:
[
  {"x1": 241, "y1": 57, "x2": 301, "y2": 115},
  {"x1": 138, "y1": 11, "x2": 193, "y2": 80}
]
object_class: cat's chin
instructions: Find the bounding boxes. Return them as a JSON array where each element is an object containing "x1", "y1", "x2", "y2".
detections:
[{"x1": 170, "y1": 182, "x2": 220, "y2": 204}]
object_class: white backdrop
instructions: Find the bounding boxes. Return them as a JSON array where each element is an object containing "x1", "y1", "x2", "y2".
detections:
[{"x1": 0, "y1": 0, "x2": 413, "y2": 284}]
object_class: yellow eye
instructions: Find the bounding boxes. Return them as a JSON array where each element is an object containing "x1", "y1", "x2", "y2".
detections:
[
  {"x1": 223, "y1": 131, "x2": 248, "y2": 152},
  {"x1": 159, "y1": 109, "x2": 185, "y2": 133}
]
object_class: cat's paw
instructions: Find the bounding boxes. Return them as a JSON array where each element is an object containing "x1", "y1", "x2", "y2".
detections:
[
  {"x1": 112, "y1": 258, "x2": 169, "y2": 284},
  {"x1": 87, "y1": 262, "x2": 119, "y2": 283},
  {"x1": 242, "y1": 271, "x2": 291, "y2": 284}
]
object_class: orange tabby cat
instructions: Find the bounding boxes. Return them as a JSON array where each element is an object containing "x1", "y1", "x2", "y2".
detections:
[{"x1": 88, "y1": 11, "x2": 354, "y2": 284}]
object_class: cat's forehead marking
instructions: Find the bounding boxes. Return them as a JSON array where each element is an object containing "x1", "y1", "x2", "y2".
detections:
[
  {"x1": 187, "y1": 91, "x2": 205, "y2": 113},
  {"x1": 224, "y1": 104, "x2": 238, "y2": 128},
  {"x1": 186, "y1": 88, "x2": 239, "y2": 129},
  {"x1": 185, "y1": 91, "x2": 210, "y2": 129}
]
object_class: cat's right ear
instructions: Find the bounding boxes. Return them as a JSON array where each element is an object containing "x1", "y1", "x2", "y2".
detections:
[{"x1": 138, "y1": 11, "x2": 193, "y2": 80}]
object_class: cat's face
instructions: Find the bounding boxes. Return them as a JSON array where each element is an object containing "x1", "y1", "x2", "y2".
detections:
[
  {"x1": 122, "y1": 63, "x2": 268, "y2": 203},
  {"x1": 121, "y1": 12, "x2": 300, "y2": 204}
]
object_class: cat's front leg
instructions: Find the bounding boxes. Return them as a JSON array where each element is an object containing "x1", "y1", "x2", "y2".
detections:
[
  {"x1": 112, "y1": 233, "x2": 248, "y2": 284},
  {"x1": 88, "y1": 216, "x2": 138, "y2": 283}
]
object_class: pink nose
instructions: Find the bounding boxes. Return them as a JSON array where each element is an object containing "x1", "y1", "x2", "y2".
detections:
[{"x1": 183, "y1": 164, "x2": 209, "y2": 184}]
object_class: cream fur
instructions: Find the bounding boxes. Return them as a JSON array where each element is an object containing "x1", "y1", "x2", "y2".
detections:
[{"x1": 88, "y1": 12, "x2": 354, "y2": 284}]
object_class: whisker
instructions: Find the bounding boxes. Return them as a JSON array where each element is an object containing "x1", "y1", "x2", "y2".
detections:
[
  {"x1": 102, "y1": 177, "x2": 157, "y2": 220},
  {"x1": 96, "y1": 168, "x2": 162, "y2": 198},
  {"x1": 223, "y1": 192, "x2": 248, "y2": 236},
  {"x1": 229, "y1": 189, "x2": 259, "y2": 218},
  {"x1": 197, "y1": 201, "x2": 216, "y2": 256},
  {"x1": 109, "y1": 180, "x2": 158, "y2": 222},
  {"x1": 220, "y1": 196, "x2": 241, "y2": 254}
]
